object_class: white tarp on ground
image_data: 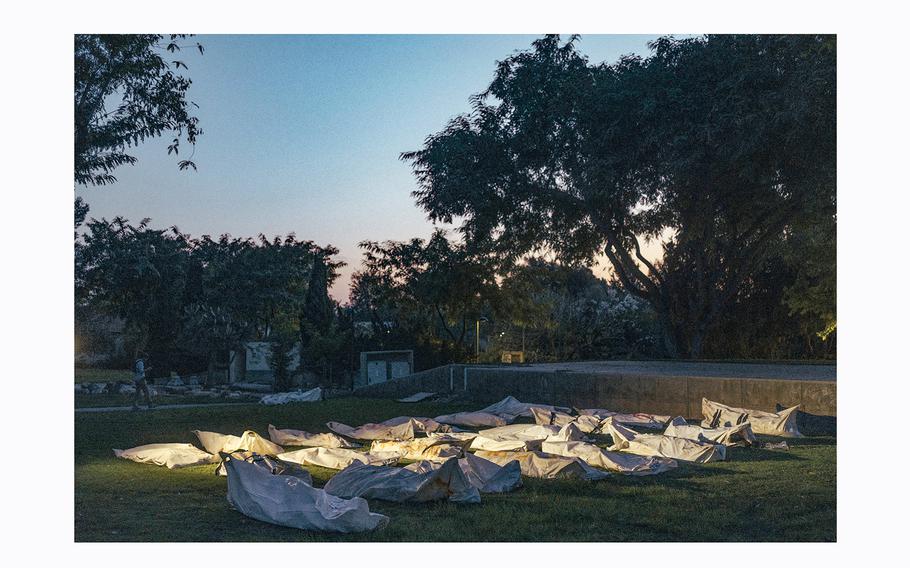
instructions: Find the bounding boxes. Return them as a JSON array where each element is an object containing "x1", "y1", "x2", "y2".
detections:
[
  {"x1": 701, "y1": 398, "x2": 802, "y2": 437},
  {"x1": 469, "y1": 424, "x2": 560, "y2": 452},
  {"x1": 260, "y1": 387, "x2": 322, "y2": 405},
  {"x1": 469, "y1": 422, "x2": 585, "y2": 452},
  {"x1": 194, "y1": 430, "x2": 284, "y2": 457},
  {"x1": 474, "y1": 450, "x2": 611, "y2": 481},
  {"x1": 113, "y1": 443, "x2": 218, "y2": 469},
  {"x1": 539, "y1": 440, "x2": 678, "y2": 475},
  {"x1": 578, "y1": 408, "x2": 672, "y2": 429},
  {"x1": 479, "y1": 396, "x2": 571, "y2": 423},
  {"x1": 277, "y1": 447, "x2": 400, "y2": 470},
  {"x1": 267, "y1": 424, "x2": 357, "y2": 448},
  {"x1": 397, "y1": 392, "x2": 436, "y2": 403},
  {"x1": 370, "y1": 437, "x2": 470, "y2": 462},
  {"x1": 664, "y1": 416, "x2": 757, "y2": 447},
  {"x1": 216, "y1": 451, "x2": 314, "y2": 485},
  {"x1": 323, "y1": 457, "x2": 481, "y2": 504},
  {"x1": 426, "y1": 432, "x2": 479, "y2": 448},
  {"x1": 433, "y1": 411, "x2": 507, "y2": 428},
  {"x1": 603, "y1": 417, "x2": 726, "y2": 463},
  {"x1": 225, "y1": 456, "x2": 388, "y2": 533},
  {"x1": 405, "y1": 452, "x2": 522, "y2": 493},
  {"x1": 327, "y1": 419, "x2": 418, "y2": 441},
  {"x1": 378, "y1": 416, "x2": 450, "y2": 434},
  {"x1": 530, "y1": 407, "x2": 604, "y2": 433}
]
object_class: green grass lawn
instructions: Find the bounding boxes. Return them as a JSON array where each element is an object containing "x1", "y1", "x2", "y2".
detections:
[{"x1": 74, "y1": 398, "x2": 836, "y2": 542}]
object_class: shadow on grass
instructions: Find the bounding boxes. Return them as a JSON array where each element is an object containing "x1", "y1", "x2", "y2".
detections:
[{"x1": 727, "y1": 448, "x2": 806, "y2": 463}]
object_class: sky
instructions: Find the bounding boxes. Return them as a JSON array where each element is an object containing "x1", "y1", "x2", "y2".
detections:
[{"x1": 76, "y1": 34, "x2": 667, "y2": 300}]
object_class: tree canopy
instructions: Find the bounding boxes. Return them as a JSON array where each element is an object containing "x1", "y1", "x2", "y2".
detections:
[
  {"x1": 351, "y1": 230, "x2": 499, "y2": 361},
  {"x1": 76, "y1": 218, "x2": 345, "y2": 383},
  {"x1": 75, "y1": 34, "x2": 203, "y2": 187},
  {"x1": 402, "y1": 34, "x2": 835, "y2": 357}
]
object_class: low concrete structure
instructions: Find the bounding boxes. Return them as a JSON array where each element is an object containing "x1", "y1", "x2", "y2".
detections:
[
  {"x1": 357, "y1": 350, "x2": 414, "y2": 387},
  {"x1": 229, "y1": 341, "x2": 301, "y2": 384},
  {"x1": 354, "y1": 361, "x2": 837, "y2": 418}
]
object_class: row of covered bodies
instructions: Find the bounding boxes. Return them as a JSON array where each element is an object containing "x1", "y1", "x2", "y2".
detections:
[{"x1": 113, "y1": 396, "x2": 802, "y2": 533}]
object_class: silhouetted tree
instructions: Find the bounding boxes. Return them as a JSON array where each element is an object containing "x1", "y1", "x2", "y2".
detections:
[
  {"x1": 74, "y1": 34, "x2": 203, "y2": 187},
  {"x1": 403, "y1": 35, "x2": 835, "y2": 358},
  {"x1": 353, "y1": 230, "x2": 499, "y2": 358},
  {"x1": 78, "y1": 217, "x2": 193, "y2": 374}
]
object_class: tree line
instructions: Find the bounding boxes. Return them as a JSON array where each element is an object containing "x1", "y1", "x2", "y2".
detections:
[
  {"x1": 74, "y1": 216, "x2": 349, "y2": 388},
  {"x1": 74, "y1": 34, "x2": 836, "y2": 387}
]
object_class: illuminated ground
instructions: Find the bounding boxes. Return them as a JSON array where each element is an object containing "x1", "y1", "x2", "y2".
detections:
[{"x1": 74, "y1": 398, "x2": 836, "y2": 541}]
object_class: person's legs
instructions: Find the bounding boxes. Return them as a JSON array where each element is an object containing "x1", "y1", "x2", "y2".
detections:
[
  {"x1": 140, "y1": 379, "x2": 154, "y2": 408},
  {"x1": 132, "y1": 381, "x2": 142, "y2": 410}
]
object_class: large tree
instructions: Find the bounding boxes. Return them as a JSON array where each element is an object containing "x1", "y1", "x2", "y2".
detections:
[
  {"x1": 78, "y1": 217, "x2": 194, "y2": 373},
  {"x1": 402, "y1": 35, "x2": 835, "y2": 358},
  {"x1": 75, "y1": 34, "x2": 203, "y2": 187}
]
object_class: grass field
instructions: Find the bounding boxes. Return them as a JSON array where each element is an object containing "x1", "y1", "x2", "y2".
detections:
[{"x1": 74, "y1": 398, "x2": 836, "y2": 542}]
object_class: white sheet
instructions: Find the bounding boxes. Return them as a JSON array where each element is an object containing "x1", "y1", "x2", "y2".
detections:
[
  {"x1": 530, "y1": 407, "x2": 604, "y2": 433},
  {"x1": 377, "y1": 416, "x2": 450, "y2": 434},
  {"x1": 539, "y1": 440, "x2": 677, "y2": 475},
  {"x1": 479, "y1": 396, "x2": 571, "y2": 423},
  {"x1": 397, "y1": 392, "x2": 435, "y2": 403},
  {"x1": 469, "y1": 423, "x2": 563, "y2": 452},
  {"x1": 327, "y1": 420, "x2": 416, "y2": 441},
  {"x1": 427, "y1": 431, "x2": 479, "y2": 443},
  {"x1": 113, "y1": 443, "x2": 218, "y2": 469},
  {"x1": 277, "y1": 447, "x2": 399, "y2": 470},
  {"x1": 369, "y1": 437, "x2": 469, "y2": 462},
  {"x1": 405, "y1": 452, "x2": 522, "y2": 493},
  {"x1": 578, "y1": 408, "x2": 671, "y2": 429},
  {"x1": 664, "y1": 416, "x2": 757, "y2": 447},
  {"x1": 473, "y1": 450, "x2": 611, "y2": 481},
  {"x1": 193, "y1": 430, "x2": 284, "y2": 457},
  {"x1": 215, "y1": 451, "x2": 314, "y2": 485},
  {"x1": 259, "y1": 387, "x2": 322, "y2": 405},
  {"x1": 225, "y1": 456, "x2": 388, "y2": 533},
  {"x1": 267, "y1": 424, "x2": 357, "y2": 448},
  {"x1": 701, "y1": 398, "x2": 802, "y2": 437},
  {"x1": 433, "y1": 411, "x2": 507, "y2": 428},
  {"x1": 323, "y1": 457, "x2": 481, "y2": 503},
  {"x1": 603, "y1": 417, "x2": 726, "y2": 463}
]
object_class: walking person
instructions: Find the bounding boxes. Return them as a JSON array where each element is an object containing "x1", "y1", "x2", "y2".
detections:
[{"x1": 132, "y1": 353, "x2": 155, "y2": 410}]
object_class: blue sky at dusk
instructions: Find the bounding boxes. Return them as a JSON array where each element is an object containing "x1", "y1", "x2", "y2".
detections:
[{"x1": 76, "y1": 34, "x2": 667, "y2": 300}]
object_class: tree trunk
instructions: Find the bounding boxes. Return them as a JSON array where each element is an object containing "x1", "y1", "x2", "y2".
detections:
[
  {"x1": 689, "y1": 327, "x2": 706, "y2": 359},
  {"x1": 655, "y1": 308, "x2": 679, "y2": 359},
  {"x1": 205, "y1": 352, "x2": 216, "y2": 389}
]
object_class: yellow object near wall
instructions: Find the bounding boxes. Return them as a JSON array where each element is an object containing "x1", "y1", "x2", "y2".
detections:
[{"x1": 500, "y1": 351, "x2": 525, "y2": 364}]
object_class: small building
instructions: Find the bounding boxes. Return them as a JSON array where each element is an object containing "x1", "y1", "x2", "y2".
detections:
[
  {"x1": 357, "y1": 350, "x2": 414, "y2": 387},
  {"x1": 230, "y1": 341, "x2": 301, "y2": 384}
]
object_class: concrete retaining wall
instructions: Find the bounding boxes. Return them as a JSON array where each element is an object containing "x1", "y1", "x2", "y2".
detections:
[{"x1": 354, "y1": 364, "x2": 837, "y2": 418}]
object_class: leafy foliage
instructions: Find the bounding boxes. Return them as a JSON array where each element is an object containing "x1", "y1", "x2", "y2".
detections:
[
  {"x1": 76, "y1": 218, "x2": 348, "y2": 382},
  {"x1": 74, "y1": 34, "x2": 203, "y2": 186},
  {"x1": 78, "y1": 217, "x2": 194, "y2": 374},
  {"x1": 351, "y1": 230, "x2": 499, "y2": 362},
  {"x1": 402, "y1": 35, "x2": 836, "y2": 358}
]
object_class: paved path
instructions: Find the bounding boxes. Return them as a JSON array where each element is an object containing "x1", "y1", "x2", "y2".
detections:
[{"x1": 75, "y1": 402, "x2": 260, "y2": 413}]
